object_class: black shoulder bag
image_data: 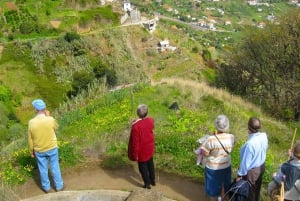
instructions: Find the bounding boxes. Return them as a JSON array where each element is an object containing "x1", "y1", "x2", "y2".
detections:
[{"x1": 214, "y1": 134, "x2": 230, "y2": 154}]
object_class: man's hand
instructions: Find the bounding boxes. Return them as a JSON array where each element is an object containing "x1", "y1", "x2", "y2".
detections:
[
  {"x1": 31, "y1": 152, "x2": 35, "y2": 158},
  {"x1": 44, "y1": 110, "x2": 50, "y2": 116}
]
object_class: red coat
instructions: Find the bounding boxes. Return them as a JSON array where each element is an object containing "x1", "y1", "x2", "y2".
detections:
[{"x1": 128, "y1": 117, "x2": 155, "y2": 162}]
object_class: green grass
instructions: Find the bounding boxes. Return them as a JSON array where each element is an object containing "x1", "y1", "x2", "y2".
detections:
[
  {"x1": 54, "y1": 82, "x2": 297, "y2": 182},
  {"x1": 0, "y1": 2, "x2": 299, "y2": 201},
  {"x1": 0, "y1": 75, "x2": 298, "y2": 201},
  {"x1": 0, "y1": 1, "x2": 120, "y2": 41},
  {"x1": 0, "y1": 26, "x2": 297, "y2": 192}
]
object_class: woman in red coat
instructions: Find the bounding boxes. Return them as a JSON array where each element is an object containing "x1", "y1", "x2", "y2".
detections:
[{"x1": 128, "y1": 104, "x2": 155, "y2": 189}]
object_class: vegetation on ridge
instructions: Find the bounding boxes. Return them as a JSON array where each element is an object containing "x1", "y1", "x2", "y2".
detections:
[
  {"x1": 0, "y1": 1, "x2": 299, "y2": 201},
  {"x1": 217, "y1": 9, "x2": 300, "y2": 120},
  {"x1": 0, "y1": 82, "x2": 295, "y2": 192}
]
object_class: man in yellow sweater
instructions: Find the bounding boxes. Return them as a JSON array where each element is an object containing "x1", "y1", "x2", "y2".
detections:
[{"x1": 28, "y1": 99, "x2": 64, "y2": 193}]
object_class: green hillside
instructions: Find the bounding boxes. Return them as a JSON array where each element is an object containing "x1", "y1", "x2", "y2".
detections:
[
  {"x1": 54, "y1": 79, "x2": 295, "y2": 179},
  {"x1": 0, "y1": 1, "x2": 299, "y2": 201},
  {"x1": 1, "y1": 78, "x2": 298, "y2": 201}
]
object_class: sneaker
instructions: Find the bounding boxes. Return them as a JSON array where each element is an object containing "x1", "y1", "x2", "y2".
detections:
[
  {"x1": 55, "y1": 186, "x2": 64, "y2": 192},
  {"x1": 42, "y1": 189, "x2": 51, "y2": 194},
  {"x1": 151, "y1": 181, "x2": 156, "y2": 186}
]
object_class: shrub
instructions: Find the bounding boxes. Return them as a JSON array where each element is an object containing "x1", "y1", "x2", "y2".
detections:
[
  {"x1": 0, "y1": 149, "x2": 35, "y2": 185},
  {"x1": 19, "y1": 22, "x2": 34, "y2": 34},
  {"x1": 93, "y1": 63, "x2": 117, "y2": 87},
  {"x1": 8, "y1": 124, "x2": 25, "y2": 141},
  {"x1": 0, "y1": 125, "x2": 9, "y2": 143},
  {"x1": 105, "y1": 68, "x2": 117, "y2": 87},
  {"x1": 64, "y1": 32, "x2": 80, "y2": 43},
  {"x1": 93, "y1": 62, "x2": 108, "y2": 79},
  {"x1": 0, "y1": 85, "x2": 12, "y2": 102},
  {"x1": 68, "y1": 71, "x2": 94, "y2": 97},
  {"x1": 192, "y1": 46, "x2": 200, "y2": 53},
  {"x1": 7, "y1": 34, "x2": 14, "y2": 41},
  {"x1": 58, "y1": 141, "x2": 80, "y2": 167},
  {"x1": 0, "y1": 140, "x2": 79, "y2": 185}
]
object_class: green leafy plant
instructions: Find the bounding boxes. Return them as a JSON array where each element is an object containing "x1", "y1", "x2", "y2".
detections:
[
  {"x1": 0, "y1": 140, "x2": 79, "y2": 184},
  {"x1": 0, "y1": 85, "x2": 12, "y2": 102},
  {"x1": 58, "y1": 141, "x2": 81, "y2": 167}
]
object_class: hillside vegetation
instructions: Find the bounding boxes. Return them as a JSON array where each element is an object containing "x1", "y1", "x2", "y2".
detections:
[{"x1": 0, "y1": 1, "x2": 299, "y2": 201}]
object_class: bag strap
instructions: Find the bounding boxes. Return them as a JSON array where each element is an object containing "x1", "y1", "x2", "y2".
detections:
[{"x1": 214, "y1": 134, "x2": 230, "y2": 154}]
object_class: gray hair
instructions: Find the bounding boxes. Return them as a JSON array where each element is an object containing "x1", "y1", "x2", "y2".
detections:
[
  {"x1": 215, "y1": 115, "x2": 229, "y2": 132},
  {"x1": 137, "y1": 104, "x2": 148, "y2": 118}
]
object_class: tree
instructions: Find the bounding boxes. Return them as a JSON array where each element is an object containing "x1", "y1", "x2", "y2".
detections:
[
  {"x1": 64, "y1": 32, "x2": 80, "y2": 43},
  {"x1": 19, "y1": 21, "x2": 34, "y2": 34},
  {"x1": 93, "y1": 62, "x2": 118, "y2": 87},
  {"x1": 68, "y1": 71, "x2": 94, "y2": 97},
  {"x1": 217, "y1": 9, "x2": 300, "y2": 120}
]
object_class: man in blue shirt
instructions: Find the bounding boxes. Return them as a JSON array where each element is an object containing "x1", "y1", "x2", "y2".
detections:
[{"x1": 237, "y1": 117, "x2": 268, "y2": 201}]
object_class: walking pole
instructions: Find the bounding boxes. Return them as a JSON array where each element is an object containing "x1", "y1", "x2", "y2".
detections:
[
  {"x1": 279, "y1": 175, "x2": 286, "y2": 201},
  {"x1": 290, "y1": 128, "x2": 297, "y2": 149},
  {"x1": 289, "y1": 128, "x2": 297, "y2": 160},
  {"x1": 280, "y1": 181, "x2": 284, "y2": 201}
]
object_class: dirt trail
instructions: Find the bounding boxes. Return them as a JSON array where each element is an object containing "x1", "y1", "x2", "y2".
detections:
[{"x1": 16, "y1": 162, "x2": 206, "y2": 201}]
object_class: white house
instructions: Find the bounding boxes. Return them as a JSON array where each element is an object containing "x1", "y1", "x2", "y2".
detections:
[
  {"x1": 143, "y1": 18, "x2": 158, "y2": 32},
  {"x1": 257, "y1": 21, "x2": 266, "y2": 28},
  {"x1": 123, "y1": 0, "x2": 132, "y2": 11},
  {"x1": 207, "y1": 23, "x2": 216, "y2": 30},
  {"x1": 198, "y1": 19, "x2": 207, "y2": 27},
  {"x1": 248, "y1": 0, "x2": 257, "y2": 5},
  {"x1": 224, "y1": 20, "x2": 231, "y2": 26},
  {"x1": 158, "y1": 40, "x2": 177, "y2": 52}
]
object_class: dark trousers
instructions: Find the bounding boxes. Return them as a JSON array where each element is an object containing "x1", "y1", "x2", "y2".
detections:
[
  {"x1": 138, "y1": 157, "x2": 155, "y2": 186},
  {"x1": 245, "y1": 163, "x2": 265, "y2": 201}
]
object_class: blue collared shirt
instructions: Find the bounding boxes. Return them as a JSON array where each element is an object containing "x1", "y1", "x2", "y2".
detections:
[{"x1": 237, "y1": 132, "x2": 268, "y2": 176}]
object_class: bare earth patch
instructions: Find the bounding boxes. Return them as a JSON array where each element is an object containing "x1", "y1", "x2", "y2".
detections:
[
  {"x1": 50, "y1": 20, "x2": 61, "y2": 29},
  {"x1": 15, "y1": 162, "x2": 205, "y2": 201},
  {"x1": 6, "y1": 2, "x2": 17, "y2": 10},
  {"x1": 76, "y1": 24, "x2": 91, "y2": 33}
]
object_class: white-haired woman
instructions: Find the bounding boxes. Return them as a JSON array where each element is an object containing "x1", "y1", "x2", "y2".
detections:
[
  {"x1": 201, "y1": 115, "x2": 235, "y2": 201},
  {"x1": 128, "y1": 104, "x2": 156, "y2": 189}
]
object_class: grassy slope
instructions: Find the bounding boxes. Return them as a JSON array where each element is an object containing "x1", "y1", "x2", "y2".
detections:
[
  {"x1": 0, "y1": 2, "x2": 299, "y2": 200},
  {"x1": 55, "y1": 79, "x2": 297, "y2": 186}
]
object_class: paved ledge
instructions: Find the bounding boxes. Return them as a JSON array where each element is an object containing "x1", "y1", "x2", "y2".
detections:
[
  {"x1": 22, "y1": 190, "x2": 130, "y2": 201},
  {"x1": 22, "y1": 189, "x2": 175, "y2": 201}
]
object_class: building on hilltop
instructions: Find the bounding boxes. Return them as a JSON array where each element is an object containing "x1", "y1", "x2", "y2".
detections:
[
  {"x1": 198, "y1": 19, "x2": 207, "y2": 27},
  {"x1": 257, "y1": 21, "x2": 266, "y2": 28},
  {"x1": 142, "y1": 17, "x2": 159, "y2": 32},
  {"x1": 289, "y1": 0, "x2": 298, "y2": 4},
  {"x1": 247, "y1": 0, "x2": 257, "y2": 5},
  {"x1": 123, "y1": 0, "x2": 132, "y2": 12},
  {"x1": 130, "y1": 8, "x2": 141, "y2": 23},
  {"x1": 158, "y1": 40, "x2": 177, "y2": 52},
  {"x1": 224, "y1": 20, "x2": 232, "y2": 26}
]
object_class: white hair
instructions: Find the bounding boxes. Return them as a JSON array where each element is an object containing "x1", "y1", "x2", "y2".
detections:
[
  {"x1": 137, "y1": 104, "x2": 148, "y2": 118},
  {"x1": 215, "y1": 114, "x2": 229, "y2": 132}
]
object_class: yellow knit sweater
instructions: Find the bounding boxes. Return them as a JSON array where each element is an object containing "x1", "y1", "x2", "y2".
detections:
[{"x1": 28, "y1": 114, "x2": 58, "y2": 153}]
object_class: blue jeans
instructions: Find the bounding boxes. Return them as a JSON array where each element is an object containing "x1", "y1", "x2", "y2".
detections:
[{"x1": 35, "y1": 147, "x2": 64, "y2": 191}]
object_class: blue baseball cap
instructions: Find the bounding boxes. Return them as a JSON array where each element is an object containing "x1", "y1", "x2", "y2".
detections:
[{"x1": 32, "y1": 99, "x2": 46, "y2": 111}]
